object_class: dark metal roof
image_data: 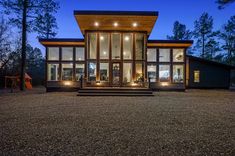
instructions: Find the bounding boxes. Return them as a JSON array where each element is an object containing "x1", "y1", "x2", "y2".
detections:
[
  {"x1": 187, "y1": 55, "x2": 235, "y2": 69},
  {"x1": 148, "y1": 40, "x2": 194, "y2": 44},
  {"x1": 74, "y1": 10, "x2": 159, "y2": 16},
  {"x1": 39, "y1": 38, "x2": 84, "y2": 42}
]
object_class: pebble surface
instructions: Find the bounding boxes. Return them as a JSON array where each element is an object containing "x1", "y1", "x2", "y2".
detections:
[{"x1": 0, "y1": 89, "x2": 234, "y2": 155}]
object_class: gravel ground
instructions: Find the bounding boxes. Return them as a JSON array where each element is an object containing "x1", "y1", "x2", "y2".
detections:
[{"x1": 0, "y1": 88, "x2": 234, "y2": 155}]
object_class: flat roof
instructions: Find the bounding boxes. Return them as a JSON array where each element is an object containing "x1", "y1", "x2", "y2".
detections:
[
  {"x1": 39, "y1": 38, "x2": 194, "y2": 47},
  {"x1": 74, "y1": 10, "x2": 158, "y2": 35},
  {"x1": 39, "y1": 38, "x2": 85, "y2": 46},
  {"x1": 147, "y1": 40, "x2": 193, "y2": 48}
]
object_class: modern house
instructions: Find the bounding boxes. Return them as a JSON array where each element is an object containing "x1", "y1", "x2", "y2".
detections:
[{"x1": 39, "y1": 10, "x2": 234, "y2": 92}]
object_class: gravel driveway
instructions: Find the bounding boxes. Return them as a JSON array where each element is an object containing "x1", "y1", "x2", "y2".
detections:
[{"x1": 0, "y1": 88, "x2": 234, "y2": 155}]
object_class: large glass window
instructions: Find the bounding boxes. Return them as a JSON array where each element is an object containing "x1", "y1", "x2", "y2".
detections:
[
  {"x1": 135, "y1": 63, "x2": 144, "y2": 82},
  {"x1": 135, "y1": 33, "x2": 145, "y2": 60},
  {"x1": 62, "y1": 64, "x2": 73, "y2": 81},
  {"x1": 88, "y1": 33, "x2": 97, "y2": 59},
  {"x1": 75, "y1": 64, "x2": 85, "y2": 81},
  {"x1": 159, "y1": 49, "x2": 170, "y2": 62},
  {"x1": 88, "y1": 62, "x2": 96, "y2": 81},
  {"x1": 123, "y1": 63, "x2": 132, "y2": 83},
  {"x1": 48, "y1": 47, "x2": 59, "y2": 60},
  {"x1": 147, "y1": 48, "x2": 157, "y2": 62},
  {"x1": 47, "y1": 64, "x2": 59, "y2": 81},
  {"x1": 147, "y1": 65, "x2": 156, "y2": 82},
  {"x1": 112, "y1": 33, "x2": 121, "y2": 59},
  {"x1": 123, "y1": 33, "x2": 133, "y2": 60},
  {"x1": 173, "y1": 65, "x2": 184, "y2": 83},
  {"x1": 62, "y1": 47, "x2": 73, "y2": 61},
  {"x1": 76, "y1": 47, "x2": 85, "y2": 61},
  {"x1": 100, "y1": 33, "x2": 109, "y2": 59},
  {"x1": 173, "y1": 49, "x2": 184, "y2": 62},
  {"x1": 159, "y1": 65, "x2": 170, "y2": 82},
  {"x1": 100, "y1": 63, "x2": 109, "y2": 82}
]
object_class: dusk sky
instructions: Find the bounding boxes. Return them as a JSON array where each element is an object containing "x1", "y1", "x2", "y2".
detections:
[{"x1": 28, "y1": 0, "x2": 235, "y2": 55}]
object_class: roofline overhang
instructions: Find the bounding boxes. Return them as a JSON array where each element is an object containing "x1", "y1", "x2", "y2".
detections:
[{"x1": 74, "y1": 10, "x2": 159, "y2": 16}]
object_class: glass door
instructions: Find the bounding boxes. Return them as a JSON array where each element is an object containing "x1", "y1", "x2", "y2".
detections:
[{"x1": 112, "y1": 63, "x2": 121, "y2": 86}]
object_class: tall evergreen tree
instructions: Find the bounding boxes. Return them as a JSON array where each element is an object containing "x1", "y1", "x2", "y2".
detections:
[
  {"x1": 193, "y1": 12, "x2": 217, "y2": 58},
  {"x1": 34, "y1": 0, "x2": 59, "y2": 39},
  {"x1": 0, "y1": 16, "x2": 12, "y2": 69},
  {"x1": 0, "y1": 0, "x2": 59, "y2": 91},
  {"x1": 216, "y1": 0, "x2": 235, "y2": 9},
  {"x1": 167, "y1": 21, "x2": 192, "y2": 40},
  {"x1": 220, "y1": 16, "x2": 235, "y2": 65}
]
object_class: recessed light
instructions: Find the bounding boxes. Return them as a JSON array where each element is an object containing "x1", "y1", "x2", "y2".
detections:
[
  {"x1": 94, "y1": 22, "x2": 99, "y2": 27},
  {"x1": 124, "y1": 36, "x2": 129, "y2": 41},
  {"x1": 103, "y1": 51, "x2": 107, "y2": 55},
  {"x1": 100, "y1": 36, "x2": 104, "y2": 40},
  {"x1": 113, "y1": 22, "x2": 118, "y2": 27},
  {"x1": 133, "y1": 22, "x2": 138, "y2": 27}
]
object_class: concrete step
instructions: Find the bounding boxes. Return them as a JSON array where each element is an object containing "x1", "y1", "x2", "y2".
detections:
[
  {"x1": 78, "y1": 90, "x2": 153, "y2": 94},
  {"x1": 77, "y1": 93, "x2": 154, "y2": 96}
]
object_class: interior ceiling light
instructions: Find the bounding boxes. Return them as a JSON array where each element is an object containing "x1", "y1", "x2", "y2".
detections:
[
  {"x1": 100, "y1": 36, "x2": 104, "y2": 40},
  {"x1": 94, "y1": 22, "x2": 99, "y2": 27},
  {"x1": 133, "y1": 22, "x2": 138, "y2": 27},
  {"x1": 124, "y1": 36, "x2": 129, "y2": 41},
  {"x1": 113, "y1": 22, "x2": 118, "y2": 27}
]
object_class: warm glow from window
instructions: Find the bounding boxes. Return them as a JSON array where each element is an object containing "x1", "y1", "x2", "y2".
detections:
[
  {"x1": 194, "y1": 70, "x2": 200, "y2": 83},
  {"x1": 100, "y1": 36, "x2": 104, "y2": 40}
]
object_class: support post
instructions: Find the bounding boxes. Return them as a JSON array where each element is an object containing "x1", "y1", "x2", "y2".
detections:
[{"x1": 80, "y1": 75, "x2": 83, "y2": 89}]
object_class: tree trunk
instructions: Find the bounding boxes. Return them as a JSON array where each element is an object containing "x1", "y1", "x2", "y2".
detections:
[
  {"x1": 228, "y1": 49, "x2": 232, "y2": 65},
  {"x1": 202, "y1": 34, "x2": 205, "y2": 58},
  {"x1": 20, "y1": 0, "x2": 27, "y2": 91}
]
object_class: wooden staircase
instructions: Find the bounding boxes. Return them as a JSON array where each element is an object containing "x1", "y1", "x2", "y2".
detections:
[{"x1": 77, "y1": 87, "x2": 154, "y2": 96}]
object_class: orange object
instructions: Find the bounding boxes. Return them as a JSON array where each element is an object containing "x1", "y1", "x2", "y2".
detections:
[{"x1": 25, "y1": 81, "x2": 32, "y2": 89}]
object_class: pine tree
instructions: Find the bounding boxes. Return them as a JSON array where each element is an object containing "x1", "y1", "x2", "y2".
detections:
[
  {"x1": 220, "y1": 16, "x2": 235, "y2": 65},
  {"x1": 193, "y1": 12, "x2": 218, "y2": 58},
  {"x1": 167, "y1": 21, "x2": 192, "y2": 40},
  {"x1": 0, "y1": 0, "x2": 59, "y2": 90}
]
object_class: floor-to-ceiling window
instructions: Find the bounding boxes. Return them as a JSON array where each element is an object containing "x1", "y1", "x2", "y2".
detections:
[
  {"x1": 111, "y1": 33, "x2": 121, "y2": 59},
  {"x1": 147, "y1": 47, "x2": 185, "y2": 85},
  {"x1": 86, "y1": 32, "x2": 146, "y2": 86}
]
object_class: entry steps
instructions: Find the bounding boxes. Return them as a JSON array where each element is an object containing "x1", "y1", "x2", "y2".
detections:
[{"x1": 77, "y1": 88, "x2": 154, "y2": 96}]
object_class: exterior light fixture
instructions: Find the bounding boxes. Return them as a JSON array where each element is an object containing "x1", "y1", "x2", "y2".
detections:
[
  {"x1": 124, "y1": 36, "x2": 129, "y2": 41},
  {"x1": 161, "y1": 82, "x2": 168, "y2": 87},
  {"x1": 64, "y1": 81, "x2": 72, "y2": 86},
  {"x1": 131, "y1": 82, "x2": 138, "y2": 86},
  {"x1": 94, "y1": 22, "x2": 99, "y2": 27},
  {"x1": 133, "y1": 22, "x2": 138, "y2": 27},
  {"x1": 113, "y1": 22, "x2": 118, "y2": 27}
]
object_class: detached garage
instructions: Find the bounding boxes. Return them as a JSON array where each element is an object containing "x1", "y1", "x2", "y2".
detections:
[{"x1": 186, "y1": 55, "x2": 235, "y2": 89}]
